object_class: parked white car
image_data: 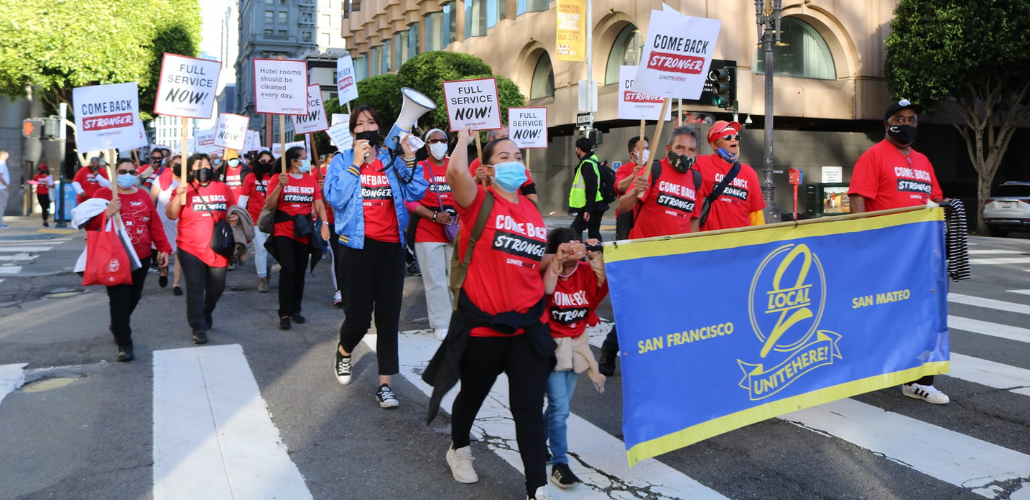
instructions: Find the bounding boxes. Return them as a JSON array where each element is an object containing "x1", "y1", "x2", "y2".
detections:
[{"x1": 983, "y1": 181, "x2": 1030, "y2": 237}]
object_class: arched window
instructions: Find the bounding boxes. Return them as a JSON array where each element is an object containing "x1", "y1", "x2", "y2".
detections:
[
  {"x1": 755, "y1": 17, "x2": 836, "y2": 80},
  {"x1": 605, "y1": 24, "x2": 644, "y2": 85},
  {"x1": 531, "y1": 52, "x2": 555, "y2": 99}
]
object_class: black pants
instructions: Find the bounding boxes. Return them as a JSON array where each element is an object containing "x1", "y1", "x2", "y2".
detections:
[
  {"x1": 571, "y1": 208, "x2": 605, "y2": 241},
  {"x1": 37, "y1": 193, "x2": 50, "y2": 222},
  {"x1": 338, "y1": 238, "x2": 404, "y2": 375},
  {"x1": 911, "y1": 375, "x2": 934, "y2": 386},
  {"x1": 452, "y1": 334, "x2": 551, "y2": 496},
  {"x1": 106, "y1": 256, "x2": 151, "y2": 347},
  {"x1": 602, "y1": 324, "x2": 619, "y2": 353},
  {"x1": 327, "y1": 223, "x2": 343, "y2": 292},
  {"x1": 178, "y1": 249, "x2": 227, "y2": 335},
  {"x1": 615, "y1": 211, "x2": 634, "y2": 240},
  {"x1": 273, "y1": 236, "x2": 310, "y2": 317}
]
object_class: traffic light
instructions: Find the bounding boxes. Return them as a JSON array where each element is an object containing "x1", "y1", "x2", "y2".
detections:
[
  {"x1": 22, "y1": 118, "x2": 44, "y2": 139},
  {"x1": 711, "y1": 68, "x2": 732, "y2": 109},
  {"x1": 43, "y1": 117, "x2": 60, "y2": 139}
]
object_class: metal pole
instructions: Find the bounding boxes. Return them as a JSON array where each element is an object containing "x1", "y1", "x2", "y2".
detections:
[
  {"x1": 583, "y1": 0, "x2": 595, "y2": 136},
  {"x1": 760, "y1": 1, "x2": 781, "y2": 223},
  {"x1": 55, "y1": 102, "x2": 68, "y2": 227}
]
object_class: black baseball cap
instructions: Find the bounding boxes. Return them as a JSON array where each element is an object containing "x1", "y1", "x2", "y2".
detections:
[{"x1": 884, "y1": 99, "x2": 924, "y2": 122}]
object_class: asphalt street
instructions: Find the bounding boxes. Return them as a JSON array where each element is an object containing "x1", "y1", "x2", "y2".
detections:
[{"x1": 0, "y1": 214, "x2": 1029, "y2": 500}]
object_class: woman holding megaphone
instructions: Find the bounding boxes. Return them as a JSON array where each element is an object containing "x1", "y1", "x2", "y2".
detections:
[{"x1": 323, "y1": 105, "x2": 428, "y2": 409}]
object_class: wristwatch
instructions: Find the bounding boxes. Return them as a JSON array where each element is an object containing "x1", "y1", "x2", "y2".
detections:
[{"x1": 432, "y1": 212, "x2": 438, "y2": 222}]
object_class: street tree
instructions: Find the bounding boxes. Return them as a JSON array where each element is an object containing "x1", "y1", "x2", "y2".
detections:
[{"x1": 885, "y1": 0, "x2": 1030, "y2": 234}]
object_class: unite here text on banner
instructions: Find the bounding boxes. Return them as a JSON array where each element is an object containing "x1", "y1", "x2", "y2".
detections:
[
  {"x1": 631, "y1": 11, "x2": 721, "y2": 99},
  {"x1": 336, "y1": 54, "x2": 359, "y2": 104},
  {"x1": 73, "y1": 82, "x2": 148, "y2": 152},
  {"x1": 508, "y1": 107, "x2": 548, "y2": 149},
  {"x1": 618, "y1": 66, "x2": 673, "y2": 121},
  {"x1": 214, "y1": 113, "x2": 249, "y2": 151},
  {"x1": 154, "y1": 54, "x2": 221, "y2": 119},
  {"x1": 443, "y1": 78, "x2": 502, "y2": 132},
  {"x1": 290, "y1": 85, "x2": 330, "y2": 134},
  {"x1": 253, "y1": 58, "x2": 309, "y2": 115}
]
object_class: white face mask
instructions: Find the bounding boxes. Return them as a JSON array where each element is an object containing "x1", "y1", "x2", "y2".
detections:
[
  {"x1": 633, "y1": 149, "x2": 650, "y2": 165},
  {"x1": 429, "y1": 142, "x2": 448, "y2": 160}
]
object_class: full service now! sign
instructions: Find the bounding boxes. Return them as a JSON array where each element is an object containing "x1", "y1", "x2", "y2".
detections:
[
  {"x1": 618, "y1": 66, "x2": 672, "y2": 121},
  {"x1": 336, "y1": 54, "x2": 359, "y2": 104},
  {"x1": 631, "y1": 11, "x2": 721, "y2": 99},
  {"x1": 508, "y1": 107, "x2": 548, "y2": 149},
  {"x1": 154, "y1": 54, "x2": 221, "y2": 119},
  {"x1": 290, "y1": 85, "x2": 329, "y2": 134},
  {"x1": 214, "y1": 113, "x2": 249, "y2": 151},
  {"x1": 73, "y1": 82, "x2": 147, "y2": 152},
  {"x1": 442, "y1": 78, "x2": 502, "y2": 132},
  {"x1": 253, "y1": 58, "x2": 309, "y2": 115},
  {"x1": 555, "y1": 0, "x2": 586, "y2": 61}
]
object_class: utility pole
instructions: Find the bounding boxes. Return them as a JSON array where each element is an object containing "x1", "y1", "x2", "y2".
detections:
[
  {"x1": 756, "y1": 0, "x2": 784, "y2": 223},
  {"x1": 55, "y1": 102, "x2": 68, "y2": 228}
]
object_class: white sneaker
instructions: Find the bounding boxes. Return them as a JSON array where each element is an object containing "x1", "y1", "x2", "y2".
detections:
[
  {"x1": 527, "y1": 485, "x2": 556, "y2": 500},
  {"x1": 435, "y1": 328, "x2": 448, "y2": 341},
  {"x1": 446, "y1": 444, "x2": 478, "y2": 483},
  {"x1": 902, "y1": 383, "x2": 949, "y2": 404}
]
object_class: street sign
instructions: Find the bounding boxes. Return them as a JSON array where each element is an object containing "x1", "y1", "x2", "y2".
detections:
[
  {"x1": 686, "y1": 59, "x2": 737, "y2": 107},
  {"x1": 576, "y1": 112, "x2": 595, "y2": 127}
]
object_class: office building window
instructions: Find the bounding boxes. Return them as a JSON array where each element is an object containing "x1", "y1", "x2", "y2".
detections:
[
  {"x1": 302, "y1": 31, "x2": 312, "y2": 42},
  {"x1": 265, "y1": 10, "x2": 273, "y2": 23},
  {"x1": 755, "y1": 17, "x2": 836, "y2": 80},
  {"x1": 397, "y1": 31, "x2": 410, "y2": 66},
  {"x1": 355, "y1": 54, "x2": 369, "y2": 81},
  {"x1": 278, "y1": 11, "x2": 287, "y2": 24},
  {"x1": 301, "y1": 13, "x2": 312, "y2": 23},
  {"x1": 604, "y1": 24, "x2": 644, "y2": 85},
  {"x1": 531, "y1": 52, "x2": 555, "y2": 99},
  {"x1": 425, "y1": 3, "x2": 455, "y2": 51},
  {"x1": 322, "y1": 33, "x2": 331, "y2": 46},
  {"x1": 383, "y1": 39, "x2": 392, "y2": 73},
  {"x1": 265, "y1": 29, "x2": 274, "y2": 36},
  {"x1": 465, "y1": 0, "x2": 504, "y2": 38},
  {"x1": 265, "y1": 0, "x2": 273, "y2": 3},
  {"x1": 517, "y1": 0, "x2": 547, "y2": 15},
  {"x1": 278, "y1": 30, "x2": 287, "y2": 37},
  {"x1": 370, "y1": 46, "x2": 381, "y2": 76},
  {"x1": 409, "y1": 22, "x2": 420, "y2": 56}
]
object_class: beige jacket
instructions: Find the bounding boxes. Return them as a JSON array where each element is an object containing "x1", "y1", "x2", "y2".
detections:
[
  {"x1": 227, "y1": 204, "x2": 255, "y2": 262},
  {"x1": 554, "y1": 332, "x2": 606, "y2": 393}
]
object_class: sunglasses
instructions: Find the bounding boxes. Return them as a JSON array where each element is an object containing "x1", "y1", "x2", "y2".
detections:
[
  {"x1": 117, "y1": 170, "x2": 138, "y2": 175},
  {"x1": 427, "y1": 138, "x2": 448, "y2": 144},
  {"x1": 721, "y1": 134, "x2": 740, "y2": 141},
  {"x1": 259, "y1": 159, "x2": 272, "y2": 164},
  {"x1": 150, "y1": 157, "x2": 162, "y2": 162}
]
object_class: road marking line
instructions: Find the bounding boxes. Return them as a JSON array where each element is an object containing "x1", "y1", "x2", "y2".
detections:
[
  {"x1": 952, "y1": 316, "x2": 1030, "y2": 344},
  {"x1": 781, "y1": 398, "x2": 1030, "y2": 498},
  {"x1": 0, "y1": 254, "x2": 37, "y2": 261},
  {"x1": 949, "y1": 293, "x2": 1030, "y2": 315},
  {"x1": 0, "y1": 246, "x2": 54, "y2": 253},
  {"x1": 949, "y1": 353, "x2": 1030, "y2": 397},
  {"x1": 0, "y1": 364, "x2": 27, "y2": 407},
  {"x1": 968, "y1": 250, "x2": 1022, "y2": 255},
  {"x1": 376, "y1": 332, "x2": 731, "y2": 500},
  {"x1": 0, "y1": 266, "x2": 23, "y2": 275},
  {"x1": 153, "y1": 345, "x2": 312, "y2": 500},
  {"x1": 1009, "y1": 290, "x2": 1030, "y2": 297},
  {"x1": 970, "y1": 257, "x2": 1030, "y2": 265}
]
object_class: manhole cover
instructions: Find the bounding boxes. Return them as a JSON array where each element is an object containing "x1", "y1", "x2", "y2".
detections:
[{"x1": 22, "y1": 377, "x2": 80, "y2": 393}]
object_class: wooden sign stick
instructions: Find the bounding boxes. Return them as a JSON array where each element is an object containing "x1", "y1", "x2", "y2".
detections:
[
  {"x1": 638, "y1": 98, "x2": 672, "y2": 199},
  {"x1": 180, "y1": 117, "x2": 189, "y2": 206},
  {"x1": 279, "y1": 115, "x2": 287, "y2": 174}
]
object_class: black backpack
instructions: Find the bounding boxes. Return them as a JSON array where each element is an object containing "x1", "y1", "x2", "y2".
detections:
[{"x1": 594, "y1": 160, "x2": 619, "y2": 204}]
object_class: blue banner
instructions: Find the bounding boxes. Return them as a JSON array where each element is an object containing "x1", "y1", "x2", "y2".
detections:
[{"x1": 604, "y1": 208, "x2": 950, "y2": 466}]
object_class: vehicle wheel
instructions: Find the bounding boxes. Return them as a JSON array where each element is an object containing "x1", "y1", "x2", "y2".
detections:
[{"x1": 987, "y1": 226, "x2": 1008, "y2": 238}]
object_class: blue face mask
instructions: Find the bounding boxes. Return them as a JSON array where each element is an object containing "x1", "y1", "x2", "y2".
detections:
[
  {"x1": 491, "y1": 161, "x2": 526, "y2": 193},
  {"x1": 116, "y1": 174, "x2": 136, "y2": 189},
  {"x1": 716, "y1": 147, "x2": 738, "y2": 163},
  {"x1": 299, "y1": 159, "x2": 311, "y2": 173},
  {"x1": 213, "y1": 159, "x2": 223, "y2": 166},
  {"x1": 227, "y1": 159, "x2": 240, "y2": 168}
]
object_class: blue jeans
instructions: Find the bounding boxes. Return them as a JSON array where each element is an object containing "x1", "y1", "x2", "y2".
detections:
[{"x1": 544, "y1": 370, "x2": 579, "y2": 465}]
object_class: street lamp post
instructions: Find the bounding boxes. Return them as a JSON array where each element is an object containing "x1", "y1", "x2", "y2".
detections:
[{"x1": 756, "y1": 0, "x2": 784, "y2": 223}]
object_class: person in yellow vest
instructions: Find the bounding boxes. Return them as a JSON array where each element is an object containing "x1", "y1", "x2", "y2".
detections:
[{"x1": 568, "y1": 137, "x2": 607, "y2": 241}]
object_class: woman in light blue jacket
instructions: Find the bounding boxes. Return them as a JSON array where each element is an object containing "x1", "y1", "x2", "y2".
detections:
[{"x1": 323, "y1": 105, "x2": 428, "y2": 408}]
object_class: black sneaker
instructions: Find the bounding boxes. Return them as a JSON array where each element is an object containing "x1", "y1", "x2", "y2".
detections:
[
  {"x1": 159, "y1": 275, "x2": 168, "y2": 288},
  {"x1": 549, "y1": 463, "x2": 581, "y2": 489},
  {"x1": 117, "y1": 345, "x2": 134, "y2": 362},
  {"x1": 598, "y1": 347, "x2": 617, "y2": 377},
  {"x1": 192, "y1": 331, "x2": 208, "y2": 345},
  {"x1": 407, "y1": 261, "x2": 421, "y2": 276},
  {"x1": 291, "y1": 314, "x2": 306, "y2": 324},
  {"x1": 43, "y1": 221, "x2": 49, "y2": 227},
  {"x1": 376, "y1": 383, "x2": 399, "y2": 408},
  {"x1": 205, "y1": 314, "x2": 213, "y2": 329},
  {"x1": 172, "y1": 286, "x2": 183, "y2": 296},
  {"x1": 279, "y1": 317, "x2": 292, "y2": 330},
  {"x1": 335, "y1": 347, "x2": 351, "y2": 385}
]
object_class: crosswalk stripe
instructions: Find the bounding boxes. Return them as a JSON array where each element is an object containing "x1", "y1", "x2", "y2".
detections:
[
  {"x1": 968, "y1": 250, "x2": 1022, "y2": 255},
  {"x1": 949, "y1": 353, "x2": 1030, "y2": 397},
  {"x1": 0, "y1": 364, "x2": 26, "y2": 406},
  {"x1": 0, "y1": 254, "x2": 37, "y2": 261},
  {"x1": 0, "y1": 246, "x2": 55, "y2": 253},
  {"x1": 376, "y1": 332, "x2": 732, "y2": 500},
  {"x1": 152, "y1": 345, "x2": 313, "y2": 500},
  {"x1": 0, "y1": 266, "x2": 23, "y2": 275},
  {"x1": 781, "y1": 398, "x2": 1030, "y2": 497},
  {"x1": 949, "y1": 293, "x2": 1030, "y2": 315},
  {"x1": 970, "y1": 257, "x2": 1030, "y2": 265},
  {"x1": 1010, "y1": 290, "x2": 1030, "y2": 297}
]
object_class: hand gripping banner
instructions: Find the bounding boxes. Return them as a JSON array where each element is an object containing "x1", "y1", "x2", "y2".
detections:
[{"x1": 604, "y1": 208, "x2": 950, "y2": 466}]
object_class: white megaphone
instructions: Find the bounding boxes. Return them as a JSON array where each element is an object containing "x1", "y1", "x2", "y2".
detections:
[{"x1": 383, "y1": 87, "x2": 437, "y2": 151}]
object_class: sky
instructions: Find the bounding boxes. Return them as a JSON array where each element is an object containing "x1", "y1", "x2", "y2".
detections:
[{"x1": 198, "y1": 0, "x2": 238, "y2": 92}]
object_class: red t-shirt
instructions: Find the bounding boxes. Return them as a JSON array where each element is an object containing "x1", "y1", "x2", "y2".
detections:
[
  {"x1": 240, "y1": 174, "x2": 269, "y2": 224},
  {"x1": 468, "y1": 158, "x2": 535, "y2": 189},
  {"x1": 319, "y1": 165, "x2": 334, "y2": 225},
  {"x1": 32, "y1": 174, "x2": 52, "y2": 195},
  {"x1": 89, "y1": 188, "x2": 172, "y2": 260},
  {"x1": 267, "y1": 173, "x2": 321, "y2": 244},
  {"x1": 222, "y1": 164, "x2": 246, "y2": 200},
  {"x1": 458, "y1": 186, "x2": 548, "y2": 337},
  {"x1": 73, "y1": 167, "x2": 110, "y2": 203},
  {"x1": 547, "y1": 261, "x2": 609, "y2": 338},
  {"x1": 142, "y1": 164, "x2": 165, "y2": 189},
  {"x1": 176, "y1": 181, "x2": 237, "y2": 267},
  {"x1": 629, "y1": 158, "x2": 699, "y2": 239},
  {"x1": 361, "y1": 160, "x2": 400, "y2": 244},
  {"x1": 849, "y1": 140, "x2": 943, "y2": 212},
  {"x1": 416, "y1": 159, "x2": 454, "y2": 244},
  {"x1": 694, "y1": 154, "x2": 765, "y2": 231},
  {"x1": 158, "y1": 168, "x2": 174, "y2": 189},
  {"x1": 613, "y1": 161, "x2": 640, "y2": 216}
]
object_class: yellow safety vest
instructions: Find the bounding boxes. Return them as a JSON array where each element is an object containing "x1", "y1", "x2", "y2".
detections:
[{"x1": 569, "y1": 155, "x2": 603, "y2": 209}]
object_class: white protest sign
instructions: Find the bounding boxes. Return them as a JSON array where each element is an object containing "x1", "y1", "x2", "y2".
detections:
[
  {"x1": 336, "y1": 54, "x2": 359, "y2": 104},
  {"x1": 618, "y1": 66, "x2": 673, "y2": 121},
  {"x1": 631, "y1": 11, "x2": 721, "y2": 99},
  {"x1": 331, "y1": 114, "x2": 348, "y2": 126},
  {"x1": 253, "y1": 58, "x2": 309, "y2": 115},
  {"x1": 195, "y1": 128, "x2": 222, "y2": 154},
  {"x1": 327, "y1": 121, "x2": 353, "y2": 150},
  {"x1": 290, "y1": 85, "x2": 329, "y2": 134},
  {"x1": 213, "y1": 113, "x2": 249, "y2": 150},
  {"x1": 442, "y1": 78, "x2": 502, "y2": 131},
  {"x1": 272, "y1": 141, "x2": 306, "y2": 157},
  {"x1": 73, "y1": 82, "x2": 147, "y2": 152},
  {"x1": 244, "y1": 130, "x2": 262, "y2": 152},
  {"x1": 154, "y1": 54, "x2": 221, "y2": 118},
  {"x1": 508, "y1": 107, "x2": 548, "y2": 149}
]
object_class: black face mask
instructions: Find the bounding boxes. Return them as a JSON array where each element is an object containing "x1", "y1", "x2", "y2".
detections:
[
  {"x1": 193, "y1": 168, "x2": 214, "y2": 184},
  {"x1": 887, "y1": 124, "x2": 917, "y2": 146},
  {"x1": 355, "y1": 130, "x2": 382, "y2": 148},
  {"x1": 172, "y1": 164, "x2": 182, "y2": 178},
  {"x1": 89, "y1": 165, "x2": 100, "y2": 172},
  {"x1": 667, "y1": 151, "x2": 696, "y2": 173}
]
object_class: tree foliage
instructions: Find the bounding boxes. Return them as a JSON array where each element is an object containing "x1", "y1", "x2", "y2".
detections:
[
  {"x1": 885, "y1": 0, "x2": 1030, "y2": 233},
  {"x1": 0, "y1": 0, "x2": 201, "y2": 120}
]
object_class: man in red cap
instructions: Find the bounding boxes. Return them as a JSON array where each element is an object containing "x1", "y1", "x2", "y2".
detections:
[
  {"x1": 693, "y1": 121, "x2": 765, "y2": 231},
  {"x1": 849, "y1": 99, "x2": 947, "y2": 405}
]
